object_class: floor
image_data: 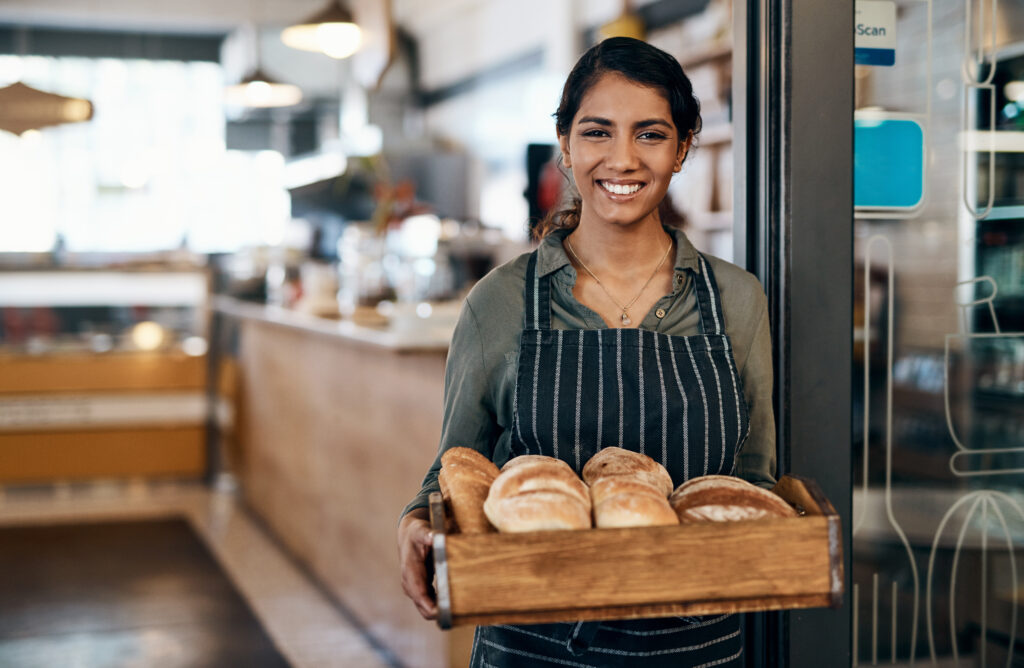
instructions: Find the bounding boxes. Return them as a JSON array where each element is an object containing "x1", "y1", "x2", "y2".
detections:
[{"x1": 0, "y1": 478, "x2": 393, "y2": 668}]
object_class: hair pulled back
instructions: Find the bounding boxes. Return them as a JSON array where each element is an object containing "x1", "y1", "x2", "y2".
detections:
[{"x1": 534, "y1": 36, "x2": 702, "y2": 240}]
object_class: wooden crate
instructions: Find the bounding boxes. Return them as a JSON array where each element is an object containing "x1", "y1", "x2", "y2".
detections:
[{"x1": 428, "y1": 475, "x2": 842, "y2": 629}]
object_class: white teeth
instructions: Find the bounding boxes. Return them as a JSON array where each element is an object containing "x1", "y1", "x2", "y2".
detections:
[{"x1": 601, "y1": 182, "x2": 642, "y2": 195}]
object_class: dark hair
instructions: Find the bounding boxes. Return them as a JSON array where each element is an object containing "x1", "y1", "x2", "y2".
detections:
[{"x1": 534, "y1": 37, "x2": 702, "y2": 240}]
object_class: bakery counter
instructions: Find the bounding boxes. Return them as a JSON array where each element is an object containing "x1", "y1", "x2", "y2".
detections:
[{"x1": 216, "y1": 297, "x2": 469, "y2": 668}]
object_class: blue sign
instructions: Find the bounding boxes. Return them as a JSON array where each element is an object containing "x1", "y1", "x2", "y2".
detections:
[{"x1": 855, "y1": 116, "x2": 925, "y2": 211}]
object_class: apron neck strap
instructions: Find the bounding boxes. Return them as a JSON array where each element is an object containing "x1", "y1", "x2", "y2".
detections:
[{"x1": 690, "y1": 254, "x2": 725, "y2": 336}]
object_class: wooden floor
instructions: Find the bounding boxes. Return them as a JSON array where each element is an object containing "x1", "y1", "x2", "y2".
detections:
[
  {"x1": 0, "y1": 479, "x2": 393, "y2": 668},
  {"x1": 0, "y1": 519, "x2": 289, "y2": 667}
]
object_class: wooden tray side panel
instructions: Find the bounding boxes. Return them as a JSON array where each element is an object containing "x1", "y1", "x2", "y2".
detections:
[
  {"x1": 452, "y1": 593, "x2": 836, "y2": 627},
  {"x1": 446, "y1": 517, "x2": 832, "y2": 616}
]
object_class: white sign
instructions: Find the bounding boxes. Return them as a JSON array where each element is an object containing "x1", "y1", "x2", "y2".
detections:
[{"x1": 855, "y1": 0, "x2": 897, "y2": 66}]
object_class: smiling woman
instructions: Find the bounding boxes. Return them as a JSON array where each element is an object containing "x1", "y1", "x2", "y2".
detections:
[{"x1": 398, "y1": 37, "x2": 775, "y2": 668}]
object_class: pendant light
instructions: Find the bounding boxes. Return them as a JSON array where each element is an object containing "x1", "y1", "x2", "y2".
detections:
[
  {"x1": 0, "y1": 81, "x2": 93, "y2": 135},
  {"x1": 225, "y1": 25, "x2": 303, "y2": 108},
  {"x1": 281, "y1": 0, "x2": 362, "y2": 60},
  {"x1": 224, "y1": 68, "x2": 302, "y2": 108}
]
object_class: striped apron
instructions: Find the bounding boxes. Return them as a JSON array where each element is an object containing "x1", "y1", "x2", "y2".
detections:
[{"x1": 469, "y1": 250, "x2": 750, "y2": 668}]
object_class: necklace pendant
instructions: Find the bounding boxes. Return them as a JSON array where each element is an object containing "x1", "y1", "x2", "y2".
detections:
[{"x1": 620, "y1": 312, "x2": 632, "y2": 326}]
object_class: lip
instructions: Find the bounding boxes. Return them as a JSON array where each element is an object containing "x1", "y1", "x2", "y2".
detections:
[{"x1": 596, "y1": 179, "x2": 647, "y2": 200}]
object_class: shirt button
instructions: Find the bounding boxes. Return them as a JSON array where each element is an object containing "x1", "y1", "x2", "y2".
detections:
[{"x1": 655, "y1": 308, "x2": 666, "y2": 319}]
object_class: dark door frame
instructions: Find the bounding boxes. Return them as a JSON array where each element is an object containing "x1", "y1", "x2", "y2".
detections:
[{"x1": 733, "y1": 1, "x2": 854, "y2": 666}]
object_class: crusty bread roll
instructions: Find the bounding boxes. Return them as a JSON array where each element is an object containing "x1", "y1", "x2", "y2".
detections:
[
  {"x1": 439, "y1": 447, "x2": 500, "y2": 533},
  {"x1": 582, "y1": 447, "x2": 673, "y2": 497},
  {"x1": 485, "y1": 490, "x2": 591, "y2": 532},
  {"x1": 669, "y1": 475, "x2": 797, "y2": 523},
  {"x1": 589, "y1": 476, "x2": 666, "y2": 507},
  {"x1": 500, "y1": 454, "x2": 570, "y2": 472},
  {"x1": 484, "y1": 455, "x2": 592, "y2": 532},
  {"x1": 670, "y1": 474, "x2": 751, "y2": 499},
  {"x1": 594, "y1": 493, "x2": 679, "y2": 528},
  {"x1": 487, "y1": 458, "x2": 590, "y2": 511}
]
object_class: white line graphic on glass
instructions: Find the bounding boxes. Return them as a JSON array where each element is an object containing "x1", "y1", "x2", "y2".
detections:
[
  {"x1": 943, "y1": 277, "x2": 1024, "y2": 476},
  {"x1": 960, "y1": 0, "x2": 998, "y2": 220},
  {"x1": 854, "y1": 235, "x2": 920, "y2": 665},
  {"x1": 926, "y1": 489, "x2": 1022, "y2": 666},
  {"x1": 926, "y1": 277, "x2": 1023, "y2": 666}
]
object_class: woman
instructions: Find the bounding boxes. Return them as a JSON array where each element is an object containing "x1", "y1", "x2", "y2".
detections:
[{"x1": 398, "y1": 36, "x2": 775, "y2": 667}]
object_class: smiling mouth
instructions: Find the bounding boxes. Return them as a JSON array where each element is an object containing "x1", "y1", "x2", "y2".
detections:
[{"x1": 598, "y1": 181, "x2": 646, "y2": 196}]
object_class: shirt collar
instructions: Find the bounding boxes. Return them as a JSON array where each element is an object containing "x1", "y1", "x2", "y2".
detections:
[{"x1": 536, "y1": 226, "x2": 702, "y2": 278}]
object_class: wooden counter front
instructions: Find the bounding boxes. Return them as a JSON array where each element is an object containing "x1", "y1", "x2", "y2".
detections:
[{"x1": 233, "y1": 309, "x2": 465, "y2": 668}]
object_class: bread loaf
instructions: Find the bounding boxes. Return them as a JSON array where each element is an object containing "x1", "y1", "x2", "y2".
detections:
[
  {"x1": 581, "y1": 447, "x2": 673, "y2": 496},
  {"x1": 485, "y1": 490, "x2": 592, "y2": 532},
  {"x1": 669, "y1": 475, "x2": 797, "y2": 523},
  {"x1": 439, "y1": 447, "x2": 500, "y2": 533},
  {"x1": 487, "y1": 459, "x2": 590, "y2": 510},
  {"x1": 582, "y1": 449, "x2": 677, "y2": 528},
  {"x1": 593, "y1": 493, "x2": 679, "y2": 528},
  {"x1": 589, "y1": 476, "x2": 666, "y2": 507},
  {"x1": 484, "y1": 455, "x2": 591, "y2": 532}
]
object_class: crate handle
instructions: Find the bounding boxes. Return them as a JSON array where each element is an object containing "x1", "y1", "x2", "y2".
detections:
[{"x1": 428, "y1": 492, "x2": 453, "y2": 629}]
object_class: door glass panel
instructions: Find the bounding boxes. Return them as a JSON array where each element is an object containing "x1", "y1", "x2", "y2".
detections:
[{"x1": 853, "y1": 1, "x2": 1024, "y2": 665}]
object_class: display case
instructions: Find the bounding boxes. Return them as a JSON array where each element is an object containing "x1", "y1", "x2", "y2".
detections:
[{"x1": 0, "y1": 265, "x2": 211, "y2": 483}]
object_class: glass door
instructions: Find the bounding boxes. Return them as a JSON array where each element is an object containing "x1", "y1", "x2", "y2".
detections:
[{"x1": 852, "y1": 0, "x2": 1024, "y2": 665}]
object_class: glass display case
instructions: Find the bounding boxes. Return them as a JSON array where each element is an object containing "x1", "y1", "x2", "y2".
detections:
[{"x1": 0, "y1": 263, "x2": 211, "y2": 483}]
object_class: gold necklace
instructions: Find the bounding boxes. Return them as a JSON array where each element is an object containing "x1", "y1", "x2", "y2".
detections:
[{"x1": 565, "y1": 235, "x2": 672, "y2": 327}]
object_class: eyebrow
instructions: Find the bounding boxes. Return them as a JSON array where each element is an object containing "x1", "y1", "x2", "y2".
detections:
[{"x1": 576, "y1": 116, "x2": 674, "y2": 130}]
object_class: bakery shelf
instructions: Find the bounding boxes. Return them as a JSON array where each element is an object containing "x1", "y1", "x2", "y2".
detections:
[{"x1": 429, "y1": 475, "x2": 843, "y2": 629}]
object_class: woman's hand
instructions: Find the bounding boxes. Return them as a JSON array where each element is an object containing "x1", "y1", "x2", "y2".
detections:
[{"x1": 398, "y1": 507, "x2": 438, "y2": 620}]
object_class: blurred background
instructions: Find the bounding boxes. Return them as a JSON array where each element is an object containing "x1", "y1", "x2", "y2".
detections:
[
  {"x1": 0, "y1": 2, "x2": 737, "y2": 667},
  {"x1": 2, "y1": 1, "x2": 1024, "y2": 667}
]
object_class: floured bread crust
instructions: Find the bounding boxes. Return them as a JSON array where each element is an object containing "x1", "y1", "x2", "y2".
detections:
[
  {"x1": 487, "y1": 458, "x2": 591, "y2": 510},
  {"x1": 669, "y1": 475, "x2": 797, "y2": 523},
  {"x1": 581, "y1": 447, "x2": 673, "y2": 496},
  {"x1": 485, "y1": 490, "x2": 592, "y2": 532},
  {"x1": 484, "y1": 456, "x2": 592, "y2": 532},
  {"x1": 594, "y1": 493, "x2": 679, "y2": 528}
]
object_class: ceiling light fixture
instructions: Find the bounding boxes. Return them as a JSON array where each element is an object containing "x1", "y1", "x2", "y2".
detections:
[
  {"x1": 224, "y1": 67, "x2": 303, "y2": 108},
  {"x1": 281, "y1": 0, "x2": 363, "y2": 60},
  {"x1": 0, "y1": 81, "x2": 93, "y2": 135}
]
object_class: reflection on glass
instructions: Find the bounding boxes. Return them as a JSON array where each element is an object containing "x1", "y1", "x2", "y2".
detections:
[{"x1": 853, "y1": 1, "x2": 1024, "y2": 665}]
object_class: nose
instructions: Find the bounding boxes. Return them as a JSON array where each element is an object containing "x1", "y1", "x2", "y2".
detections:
[{"x1": 605, "y1": 136, "x2": 639, "y2": 172}]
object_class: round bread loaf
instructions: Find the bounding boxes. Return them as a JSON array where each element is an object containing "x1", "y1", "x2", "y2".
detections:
[
  {"x1": 486, "y1": 459, "x2": 591, "y2": 512},
  {"x1": 670, "y1": 480, "x2": 797, "y2": 523},
  {"x1": 500, "y1": 454, "x2": 573, "y2": 472},
  {"x1": 669, "y1": 475, "x2": 753, "y2": 507},
  {"x1": 589, "y1": 476, "x2": 666, "y2": 507},
  {"x1": 594, "y1": 493, "x2": 679, "y2": 528},
  {"x1": 484, "y1": 490, "x2": 591, "y2": 532},
  {"x1": 582, "y1": 447, "x2": 673, "y2": 496}
]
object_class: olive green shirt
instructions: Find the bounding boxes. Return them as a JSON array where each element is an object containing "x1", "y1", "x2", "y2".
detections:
[{"x1": 402, "y1": 227, "x2": 776, "y2": 518}]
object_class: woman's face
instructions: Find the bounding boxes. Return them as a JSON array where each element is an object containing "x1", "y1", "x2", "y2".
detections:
[{"x1": 559, "y1": 73, "x2": 689, "y2": 230}]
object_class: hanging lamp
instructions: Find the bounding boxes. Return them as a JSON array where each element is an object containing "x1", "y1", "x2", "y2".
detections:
[
  {"x1": 281, "y1": 0, "x2": 362, "y2": 60},
  {"x1": 224, "y1": 67, "x2": 303, "y2": 108},
  {"x1": 225, "y1": 24, "x2": 303, "y2": 109},
  {"x1": 0, "y1": 81, "x2": 93, "y2": 135}
]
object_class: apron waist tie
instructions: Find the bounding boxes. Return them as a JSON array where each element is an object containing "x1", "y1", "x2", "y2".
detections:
[{"x1": 565, "y1": 621, "x2": 602, "y2": 656}]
